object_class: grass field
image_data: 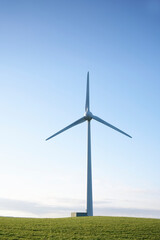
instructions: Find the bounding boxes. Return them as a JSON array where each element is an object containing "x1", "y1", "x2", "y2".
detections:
[{"x1": 0, "y1": 216, "x2": 160, "y2": 239}]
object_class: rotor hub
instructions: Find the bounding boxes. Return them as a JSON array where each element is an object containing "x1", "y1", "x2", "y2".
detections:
[{"x1": 84, "y1": 111, "x2": 93, "y2": 121}]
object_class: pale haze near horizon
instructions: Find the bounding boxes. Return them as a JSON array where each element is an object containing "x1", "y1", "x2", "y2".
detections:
[{"x1": 0, "y1": 0, "x2": 160, "y2": 218}]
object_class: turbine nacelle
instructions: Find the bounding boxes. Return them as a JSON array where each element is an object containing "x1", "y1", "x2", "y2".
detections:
[{"x1": 84, "y1": 110, "x2": 93, "y2": 121}]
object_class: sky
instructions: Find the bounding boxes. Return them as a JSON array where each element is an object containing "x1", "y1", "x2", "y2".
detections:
[{"x1": 0, "y1": 0, "x2": 160, "y2": 218}]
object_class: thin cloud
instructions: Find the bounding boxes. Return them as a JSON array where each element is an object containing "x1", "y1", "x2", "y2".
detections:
[
  {"x1": 0, "y1": 197, "x2": 160, "y2": 219},
  {"x1": 0, "y1": 198, "x2": 71, "y2": 215},
  {"x1": 94, "y1": 207, "x2": 160, "y2": 219}
]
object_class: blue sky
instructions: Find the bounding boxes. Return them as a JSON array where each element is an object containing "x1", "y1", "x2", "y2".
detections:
[{"x1": 0, "y1": 0, "x2": 160, "y2": 218}]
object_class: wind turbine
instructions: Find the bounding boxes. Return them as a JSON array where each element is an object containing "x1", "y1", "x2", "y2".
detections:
[{"x1": 46, "y1": 72, "x2": 132, "y2": 216}]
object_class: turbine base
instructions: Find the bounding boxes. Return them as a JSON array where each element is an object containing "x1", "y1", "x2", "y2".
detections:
[{"x1": 71, "y1": 212, "x2": 88, "y2": 217}]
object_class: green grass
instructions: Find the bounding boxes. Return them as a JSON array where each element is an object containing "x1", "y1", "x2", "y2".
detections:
[{"x1": 0, "y1": 216, "x2": 160, "y2": 239}]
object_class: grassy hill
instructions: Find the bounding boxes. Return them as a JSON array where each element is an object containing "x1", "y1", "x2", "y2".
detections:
[{"x1": 0, "y1": 216, "x2": 160, "y2": 239}]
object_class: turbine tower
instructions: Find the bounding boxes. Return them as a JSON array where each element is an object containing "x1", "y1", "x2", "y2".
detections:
[{"x1": 46, "y1": 72, "x2": 132, "y2": 216}]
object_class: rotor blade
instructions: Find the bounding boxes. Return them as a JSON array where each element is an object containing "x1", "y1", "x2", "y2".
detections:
[
  {"x1": 85, "y1": 72, "x2": 90, "y2": 112},
  {"x1": 46, "y1": 117, "x2": 86, "y2": 141},
  {"x1": 92, "y1": 115, "x2": 132, "y2": 138}
]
